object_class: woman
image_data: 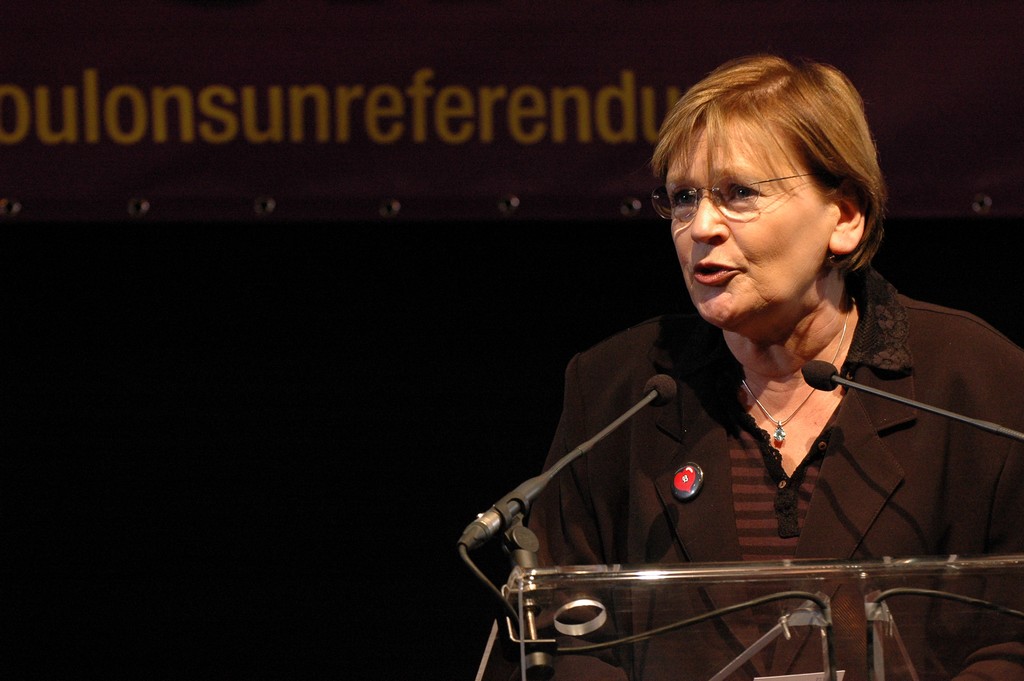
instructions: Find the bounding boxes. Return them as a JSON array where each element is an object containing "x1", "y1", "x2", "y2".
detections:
[{"x1": 521, "y1": 55, "x2": 1024, "y2": 680}]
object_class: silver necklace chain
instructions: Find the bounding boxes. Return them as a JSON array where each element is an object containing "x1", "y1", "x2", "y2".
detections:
[{"x1": 741, "y1": 306, "x2": 851, "y2": 444}]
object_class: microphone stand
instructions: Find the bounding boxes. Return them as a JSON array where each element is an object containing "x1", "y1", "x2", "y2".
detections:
[
  {"x1": 458, "y1": 374, "x2": 676, "y2": 552},
  {"x1": 458, "y1": 374, "x2": 676, "y2": 680},
  {"x1": 503, "y1": 519, "x2": 556, "y2": 681},
  {"x1": 803, "y1": 361, "x2": 1024, "y2": 443},
  {"x1": 835, "y1": 376, "x2": 1024, "y2": 442}
]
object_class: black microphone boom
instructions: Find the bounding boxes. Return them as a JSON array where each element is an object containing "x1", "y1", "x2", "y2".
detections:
[
  {"x1": 801, "y1": 360, "x2": 1024, "y2": 443},
  {"x1": 458, "y1": 374, "x2": 678, "y2": 551}
]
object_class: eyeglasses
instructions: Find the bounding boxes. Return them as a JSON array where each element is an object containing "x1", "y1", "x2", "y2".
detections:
[{"x1": 651, "y1": 173, "x2": 812, "y2": 223}]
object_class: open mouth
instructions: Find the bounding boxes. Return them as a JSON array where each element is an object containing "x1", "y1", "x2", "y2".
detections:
[{"x1": 692, "y1": 263, "x2": 737, "y2": 285}]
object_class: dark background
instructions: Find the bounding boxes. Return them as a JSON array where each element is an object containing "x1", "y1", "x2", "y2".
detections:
[
  {"x1": 5, "y1": 2, "x2": 1024, "y2": 678},
  {"x1": 4, "y1": 217, "x2": 1022, "y2": 679}
]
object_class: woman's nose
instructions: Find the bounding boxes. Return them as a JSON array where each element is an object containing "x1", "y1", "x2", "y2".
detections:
[{"x1": 688, "y1": 196, "x2": 730, "y2": 243}]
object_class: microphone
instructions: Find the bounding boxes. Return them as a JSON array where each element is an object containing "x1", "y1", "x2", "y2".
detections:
[
  {"x1": 802, "y1": 360, "x2": 1024, "y2": 443},
  {"x1": 458, "y1": 374, "x2": 678, "y2": 551}
]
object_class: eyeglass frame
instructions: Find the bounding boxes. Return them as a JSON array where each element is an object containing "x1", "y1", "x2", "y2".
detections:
[{"x1": 650, "y1": 173, "x2": 814, "y2": 222}]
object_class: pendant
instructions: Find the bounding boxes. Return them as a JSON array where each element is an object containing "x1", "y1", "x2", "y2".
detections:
[{"x1": 773, "y1": 425, "x2": 787, "y2": 443}]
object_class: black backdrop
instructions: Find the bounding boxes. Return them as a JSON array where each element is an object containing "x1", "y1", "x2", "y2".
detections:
[{"x1": 5, "y1": 218, "x2": 1023, "y2": 680}]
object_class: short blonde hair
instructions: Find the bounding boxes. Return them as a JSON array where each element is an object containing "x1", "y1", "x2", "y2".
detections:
[{"x1": 652, "y1": 55, "x2": 886, "y2": 272}]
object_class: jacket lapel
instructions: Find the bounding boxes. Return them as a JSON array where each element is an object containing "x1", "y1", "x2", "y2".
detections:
[
  {"x1": 653, "y1": 428, "x2": 743, "y2": 562},
  {"x1": 642, "y1": 323, "x2": 744, "y2": 564},
  {"x1": 797, "y1": 370, "x2": 915, "y2": 559}
]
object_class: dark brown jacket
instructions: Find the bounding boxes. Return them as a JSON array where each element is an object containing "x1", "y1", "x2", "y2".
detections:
[{"x1": 522, "y1": 269, "x2": 1024, "y2": 680}]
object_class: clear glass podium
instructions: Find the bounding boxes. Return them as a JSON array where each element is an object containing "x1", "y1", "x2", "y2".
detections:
[{"x1": 487, "y1": 554, "x2": 1024, "y2": 681}]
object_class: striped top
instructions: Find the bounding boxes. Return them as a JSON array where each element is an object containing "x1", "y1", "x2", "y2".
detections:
[{"x1": 731, "y1": 415, "x2": 831, "y2": 562}]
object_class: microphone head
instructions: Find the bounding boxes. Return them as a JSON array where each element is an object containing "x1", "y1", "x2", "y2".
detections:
[
  {"x1": 802, "y1": 360, "x2": 839, "y2": 391},
  {"x1": 644, "y1": 374, "x2": 678, "y2": 406}
]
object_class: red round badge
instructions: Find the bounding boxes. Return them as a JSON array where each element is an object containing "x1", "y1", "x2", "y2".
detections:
[{"x1": 672, "y1": 463, "x2": 703, "y2": 501}]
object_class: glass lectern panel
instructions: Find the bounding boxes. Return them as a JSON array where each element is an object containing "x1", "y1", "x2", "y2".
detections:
[{"x1": 502, "y1": 555, "x2": 1024, "y2": 681}]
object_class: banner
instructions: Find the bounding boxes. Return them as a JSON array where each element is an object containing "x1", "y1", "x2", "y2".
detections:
[{"x1": 3, "y1": 1, "x2": 1023, "y2": 221}]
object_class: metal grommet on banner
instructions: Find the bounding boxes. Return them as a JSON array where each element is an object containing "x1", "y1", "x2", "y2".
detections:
[
  {"x1": 0, "y1": 198, "x2": 22, "y2": 217},
  {"x1": 619, "y1": 197, "x2": 642, "y2": 218},
  {"x1": 379, "y1": 198, "x2": 401, "y2": 218},
  {"x1": 127, "y1": 198, "x2": 150, "y2": 217},
  {"x1": 971, "y1": 193, "x2": 993, "y2": 215},
  {"x1": 254, "y1": 196, "x2": 276, "y2": 216},
  {"x1": 498, "y1": 194, "x2": 520, "y2": 216},
  {"x1": 552, "y1": 598, "x2": 607, "y2": 636}
]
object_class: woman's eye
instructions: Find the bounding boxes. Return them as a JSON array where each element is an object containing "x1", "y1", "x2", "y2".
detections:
[
  {"x1": 722, "y1": 183, "x2": 758, "y2": 202},
  {"x1": 672, "y1": 189, "x2": 699, "y2": 206}
]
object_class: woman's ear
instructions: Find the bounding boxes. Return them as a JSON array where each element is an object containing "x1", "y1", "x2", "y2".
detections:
[{"x1": 828, "y1": 195, "x2": 865, "y2": 257}]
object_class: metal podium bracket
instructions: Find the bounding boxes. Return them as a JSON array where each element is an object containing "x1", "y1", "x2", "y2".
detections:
[{"x1": 708, "y1": 599, "x2": 834, "y2": 681}]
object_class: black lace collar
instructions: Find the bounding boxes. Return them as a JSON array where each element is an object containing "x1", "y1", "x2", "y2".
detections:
[{"x1": 842, "y1": 267, "x2": 914, "y2": 375}]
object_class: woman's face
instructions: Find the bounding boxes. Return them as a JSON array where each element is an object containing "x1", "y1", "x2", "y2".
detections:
[{"x1": 667, "y1": 133, "x2": 852, "y2": 341}]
